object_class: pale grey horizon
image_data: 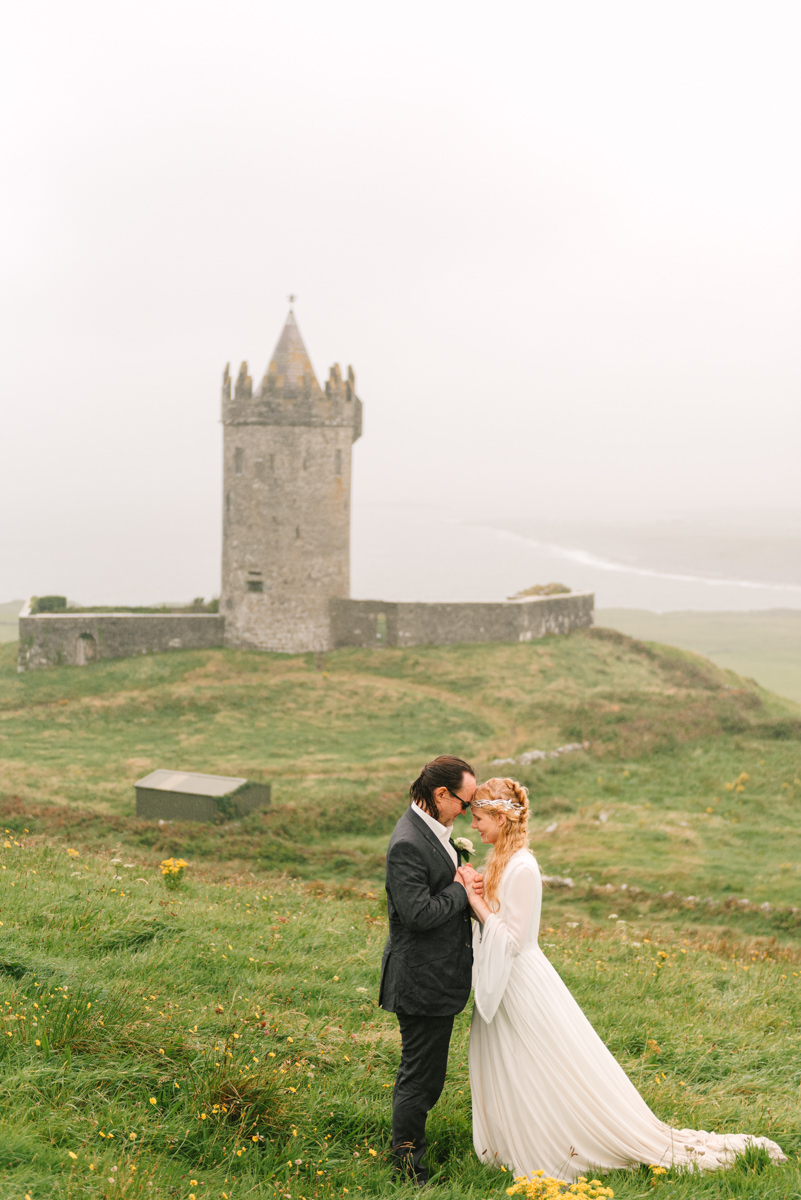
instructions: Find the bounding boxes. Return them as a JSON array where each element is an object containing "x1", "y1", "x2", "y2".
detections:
[{"x1": 2, "y1": 1, "x2": 799, "y2": 608}]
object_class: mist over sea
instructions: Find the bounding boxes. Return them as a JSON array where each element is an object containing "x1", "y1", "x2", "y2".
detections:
[
  {"x1": 351, "y1": 506, "x2": 801, "y2": 613},
  {"x1": 4, "y1": 507, "x2": 800, "y2": 618}
]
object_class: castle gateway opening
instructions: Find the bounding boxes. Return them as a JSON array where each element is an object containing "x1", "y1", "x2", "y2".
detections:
[{"x1": 76, "y1": 633, "x2": 97, "y2": 665}]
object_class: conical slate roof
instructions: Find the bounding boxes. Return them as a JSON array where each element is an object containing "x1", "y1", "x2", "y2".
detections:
[{"x1": 264, "y1": 310, "x2": 321, "y2": 395}]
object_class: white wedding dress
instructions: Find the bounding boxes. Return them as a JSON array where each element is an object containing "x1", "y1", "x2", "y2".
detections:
[{"x1": 469, "y1": 849, "x2": 786, "y2": 1182}]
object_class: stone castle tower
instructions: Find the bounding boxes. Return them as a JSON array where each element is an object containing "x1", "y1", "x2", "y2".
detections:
[
  {"x1": 220, "y1": 310, "x2": 363, "y2": 652},
  {"x1": 19, "y1": 308, "x2": 593, "y2": 673}
]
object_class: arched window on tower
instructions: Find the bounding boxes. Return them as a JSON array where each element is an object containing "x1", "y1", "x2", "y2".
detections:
[
  {"x1": 334, "y1": 448, "x2": 342, "y2": 476},
  {"x1": 235, "y1": 447, "x2": 244, "y2": 475}
]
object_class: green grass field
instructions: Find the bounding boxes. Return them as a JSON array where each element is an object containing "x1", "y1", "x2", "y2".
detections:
[
  {"x1": 0, "y1": 630, "x2": 800, "y2": 1197},
  {"x1": 598, "y1": 609, "x2": 801, "y2": 706}
]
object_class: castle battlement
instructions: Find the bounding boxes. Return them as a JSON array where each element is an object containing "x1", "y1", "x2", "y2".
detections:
[
  {"x1": 325, "y1": 362, "x2": 357, "y2": 398},
  {"x1": 222, "y1": 314, "x2": 362, "y2": 437}
]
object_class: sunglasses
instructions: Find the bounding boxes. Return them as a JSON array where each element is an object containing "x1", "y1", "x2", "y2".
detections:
[{"x1": 447, "y1": 788, "x2": 471, "y2": 812}]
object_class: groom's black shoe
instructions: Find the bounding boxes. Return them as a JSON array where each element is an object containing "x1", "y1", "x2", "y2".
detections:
[
  {"x1": 393, "y1": 1168, "x2": 428, "y2": 1188},
  {"x1": 391, "y1": 1144, "x2": 428, "y2": 1187}
]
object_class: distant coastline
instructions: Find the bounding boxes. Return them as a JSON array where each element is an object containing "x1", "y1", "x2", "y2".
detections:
[
  {"x1": 485, "y1": 526, "x2": 801, "y2": 596},
  {"x1": 351, "y1": 507, "x2": 801, "y2": 612},
  {"x1": 8, "y1": 511, "x2": 801, "y2": 620}
]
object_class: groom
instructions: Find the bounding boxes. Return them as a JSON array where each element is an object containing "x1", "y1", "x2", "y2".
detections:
[{"x1": 379, "y1": 755, "x2": 478, "y2": 1185}]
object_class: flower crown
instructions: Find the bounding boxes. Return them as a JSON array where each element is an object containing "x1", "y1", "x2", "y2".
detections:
[{"x1": 472, "y1": 794, "x2": 523, "y2": 813}]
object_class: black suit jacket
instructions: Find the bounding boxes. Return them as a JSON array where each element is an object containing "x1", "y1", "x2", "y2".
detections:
[{"x1": 379, "y1": 806, "x2": 473, "y2": 1016}]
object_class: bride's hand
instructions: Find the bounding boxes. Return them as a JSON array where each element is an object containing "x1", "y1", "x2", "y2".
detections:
[
  {"x1": 457, "y1": 867, "x2": 481, "y2": 906},
  {"x1": 460, "y1": 870, "x2": 489, "y2": 921}
]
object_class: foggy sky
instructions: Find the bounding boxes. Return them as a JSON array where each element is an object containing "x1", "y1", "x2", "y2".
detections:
[{"x1": 2, "y1": 1, "x2": 800, "y2": 604}]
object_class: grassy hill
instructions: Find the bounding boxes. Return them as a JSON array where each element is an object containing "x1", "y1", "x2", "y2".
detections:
[
  {"x1": 2, "y1": 631, "x2": 800, "y2": 915},
  {"x1": 598, "y1": 608, "x2": 801, "y2": 705},
  {"x1": 0, "y1": 631, "x2": 800, "y2": 1197}
]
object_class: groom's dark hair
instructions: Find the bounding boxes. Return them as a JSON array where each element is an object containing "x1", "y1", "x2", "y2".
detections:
[{"x1": 409, "y1": 755, "x2": 475, "y2": 820}]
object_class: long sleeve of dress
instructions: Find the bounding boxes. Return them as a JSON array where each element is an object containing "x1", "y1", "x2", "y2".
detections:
[{"x1": 474, "y1": 862, "x2": 539, "y2": 1024}]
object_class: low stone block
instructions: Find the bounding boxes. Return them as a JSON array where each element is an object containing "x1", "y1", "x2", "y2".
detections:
[{"x1": 134, "y1": 769, "x2": 271, "y2": 823}]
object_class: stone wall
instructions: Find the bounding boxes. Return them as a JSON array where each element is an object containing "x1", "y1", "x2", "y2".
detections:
[
  {"x1": 329, "y1": 592, "x2": 594, "y2": 648},
  {"x1": 17, "y1": 603, "x2": 225, "y2": 671},
  {"x1": 16, "y1": 592, "x2": 593, "y2": 668}
]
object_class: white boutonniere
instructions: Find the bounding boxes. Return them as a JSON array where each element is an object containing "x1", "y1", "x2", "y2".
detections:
[{"x1": 453, "y1": 837, "x2": 474, "y2": 862}]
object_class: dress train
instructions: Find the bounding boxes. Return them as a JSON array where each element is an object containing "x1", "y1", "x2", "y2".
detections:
[{"x1": 469, "y1": 850, "x2": 786, "y2": 1182}]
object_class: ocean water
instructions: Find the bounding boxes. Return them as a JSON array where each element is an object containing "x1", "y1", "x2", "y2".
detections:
[{"x1": 351, "y1": 505, "x2": 801, "y2": 612}]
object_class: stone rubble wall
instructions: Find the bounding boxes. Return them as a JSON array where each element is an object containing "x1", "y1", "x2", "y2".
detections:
[
  {"x1": 329, "y1": 591, "x2": 594, "y2": 649},
  {"x1": 17, "y1": 604, "x2": 225, "y2": 672},
  {"x1": 17, "y1": 592, "x2": 593, "y2": 669}
]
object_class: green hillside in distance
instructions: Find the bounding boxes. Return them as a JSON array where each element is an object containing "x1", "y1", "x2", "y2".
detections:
[
  {"x1": 0, "y1": 599, "x2": 23, "y2": 642},
  {"x1": 598, "y1": 608, "x2": 801, "y2": 704},
  {"x1": 1, "y1": 629, "x2": 800, "y2": 936}
]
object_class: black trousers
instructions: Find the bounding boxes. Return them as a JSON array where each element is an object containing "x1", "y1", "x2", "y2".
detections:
[{"x1": 391, "y1": 1012, "x2": 455, "y2": 1182}]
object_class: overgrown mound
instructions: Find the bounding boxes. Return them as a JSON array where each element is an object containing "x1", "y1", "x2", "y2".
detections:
[{"x1": 0, "y1": 630, "x2": 799, "y2": 906}]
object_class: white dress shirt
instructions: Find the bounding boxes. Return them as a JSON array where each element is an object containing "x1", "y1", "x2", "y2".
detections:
[{"x1": 411, "y1": 802, "x2": 458, "y2": 868}]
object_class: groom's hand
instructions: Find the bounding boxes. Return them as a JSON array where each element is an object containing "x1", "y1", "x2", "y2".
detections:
[{"x1": 455, "y1": 865, "x2": 473, "y2": 890}]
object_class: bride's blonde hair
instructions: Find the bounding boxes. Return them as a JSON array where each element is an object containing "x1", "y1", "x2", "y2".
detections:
[{"x1": 473, "y1": 777, "x2": 530, "y2": 909}]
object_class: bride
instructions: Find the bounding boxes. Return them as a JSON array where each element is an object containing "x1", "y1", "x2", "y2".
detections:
[{"x1": 461, "y1": 777, "x2": 786, "y2": 1182}]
